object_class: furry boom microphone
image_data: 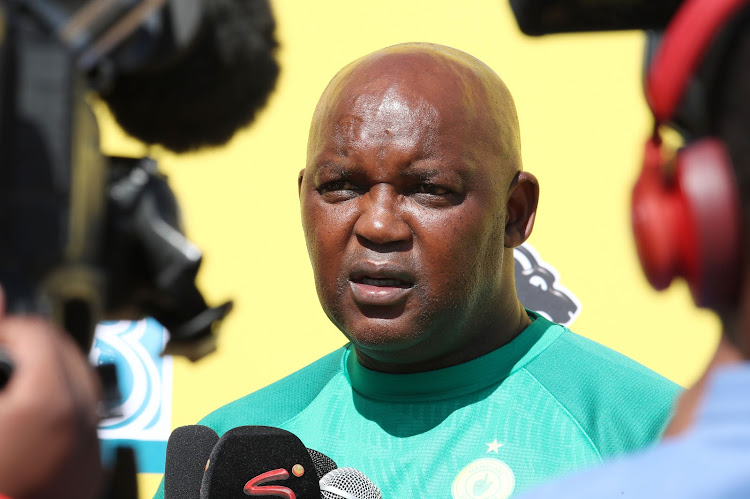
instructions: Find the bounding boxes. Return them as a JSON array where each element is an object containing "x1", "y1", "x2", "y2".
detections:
[{"x1": 101, "y1": 0, "x2": 279, "y2": 153}]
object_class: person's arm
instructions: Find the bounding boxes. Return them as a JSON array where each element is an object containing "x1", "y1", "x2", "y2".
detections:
[{"x1": 0, "y1": 289, "x2": 104, "y2": 499}]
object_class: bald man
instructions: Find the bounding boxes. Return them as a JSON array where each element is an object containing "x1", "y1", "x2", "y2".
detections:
[{"x1": 154, "y1": 43, "x2": 679, "y2": 498}]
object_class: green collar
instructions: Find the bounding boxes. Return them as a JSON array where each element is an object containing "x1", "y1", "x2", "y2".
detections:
[{"x1": 344, "y1": 311, "x2": 564, "y2": 402}]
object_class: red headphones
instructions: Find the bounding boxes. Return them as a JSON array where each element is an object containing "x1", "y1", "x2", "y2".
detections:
[{"x1": 632, "y1": 0, "x2": 748, "y2": 309}]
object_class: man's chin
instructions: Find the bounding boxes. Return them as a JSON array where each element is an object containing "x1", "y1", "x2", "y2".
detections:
[
  {"x1": 330, "y1": 306, "x2": 435, "y2": 359},
  {"x1": 344, "y1": 323, "x2": 432, "y2": 363},
  {"x1": 350, "y1": 336, "x2": 444, "y2": 374}
]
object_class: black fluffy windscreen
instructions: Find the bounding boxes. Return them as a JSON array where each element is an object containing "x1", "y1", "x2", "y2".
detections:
[
  {"x1": 102, "y1": 0, "x2": 279, "y2": 153},
  {"x1": 200, "y1": 426, "x2": 321, "y2": 499},
  {"x1": 164, "y1": 425, "x2": 219, "y2": 499}
]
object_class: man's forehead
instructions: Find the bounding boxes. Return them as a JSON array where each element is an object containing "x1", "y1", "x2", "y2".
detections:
[
  {"x1": 325, "y1": 86, "x2": 438, "y2": 143},
  {"x1": 314, "y1": 53, "x2": 486, "y2": 144},
  {"x1": 307, "y1": 43, "x2": 522, "y2": 182}
]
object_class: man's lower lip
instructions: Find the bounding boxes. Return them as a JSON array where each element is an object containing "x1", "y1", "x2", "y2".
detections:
[{"x1": 349, "y1": 281, "x2": 412, "y2": 306}]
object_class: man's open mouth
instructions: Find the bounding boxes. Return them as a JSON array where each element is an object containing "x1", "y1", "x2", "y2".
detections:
[
  {"x1": 353, "y1": 276, "x2": 413, "y2": 288},
  {"x1": 348, "y1": 271, "x2": 415, "y2": 306}
]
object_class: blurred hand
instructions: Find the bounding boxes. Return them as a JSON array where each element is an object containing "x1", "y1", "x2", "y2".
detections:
[{"x1": 0, "y1": 288, "x2": 104, "y2": 499}]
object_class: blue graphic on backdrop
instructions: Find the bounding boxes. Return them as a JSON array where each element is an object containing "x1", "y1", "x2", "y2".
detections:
[{"x1": 90, "y1": 319, "x2": 172, "y2": 474}]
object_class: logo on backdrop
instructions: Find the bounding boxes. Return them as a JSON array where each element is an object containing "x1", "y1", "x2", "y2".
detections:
[
  {"x1": 452, "y1": 458, "x2": 515, "y2": 499},
  {"x1": 514, "y1": 243, "x2": 581, "y2": 326},
  {"x1": 90, "y1": 319, "x2": 172, "y2": 474}
]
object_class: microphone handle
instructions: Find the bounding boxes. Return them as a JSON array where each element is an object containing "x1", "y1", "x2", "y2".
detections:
[{"x1": 0, "y1": 348, "x2": 12, "y2": 390}]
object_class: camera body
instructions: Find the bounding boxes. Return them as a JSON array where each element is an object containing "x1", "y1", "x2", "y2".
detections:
[{"x1": 0, "y1": 0, "x2": 230, "y2": 357}]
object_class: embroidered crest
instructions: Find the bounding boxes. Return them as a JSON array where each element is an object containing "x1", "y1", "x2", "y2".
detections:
[{"x1": 452, "y1": 458, "x2": 515, "y2": 499}]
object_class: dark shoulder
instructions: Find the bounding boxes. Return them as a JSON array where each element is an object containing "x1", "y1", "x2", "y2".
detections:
[
  {"x1": 199, "y1": 346, "x2": 348, "y2": 436},
  {"x1": 524, "y1": 325, "x2": 682, "y2": 457}
]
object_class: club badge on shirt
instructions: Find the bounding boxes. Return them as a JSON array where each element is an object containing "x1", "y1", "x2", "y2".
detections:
[{"x1": 451, "y1": 458, "x2": 515, "y2": 499}]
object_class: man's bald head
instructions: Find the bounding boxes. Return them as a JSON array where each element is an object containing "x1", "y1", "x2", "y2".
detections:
[
  {"x1": 308, "y1": 43, "x2": 523, "y2": 184},
  {"x1": 299, "y1": 43, "x2": 537, "y2": 372}
]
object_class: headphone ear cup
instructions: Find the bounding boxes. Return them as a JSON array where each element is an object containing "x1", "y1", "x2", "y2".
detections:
[
  {"x1": 632, "y1": 138, "x2": 742, "y2": 308},
  {"x1": 631, "y1": 138, "x2": 694, "y2": 292},
  {"x1": 676, "y1": 138, "x2": 742, "y2": 308}
]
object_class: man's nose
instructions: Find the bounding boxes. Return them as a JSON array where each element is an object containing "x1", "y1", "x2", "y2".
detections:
[{"x1": 354, "y1": 185, "x2": 412, "y2": 247}]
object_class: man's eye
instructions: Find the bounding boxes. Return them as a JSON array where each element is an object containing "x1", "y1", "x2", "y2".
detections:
[
  {"x1": 413, "y1": 184, "x2": 449, "y2": 196},
  {"x1": 316, "y1": 180, "x2": 363, "y2": 201},
  {"x1": 317, "y1": 180, "x2": 358, "y2": 194}
]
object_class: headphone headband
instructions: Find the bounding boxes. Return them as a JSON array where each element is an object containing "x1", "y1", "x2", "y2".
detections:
[{"x1": 646, "y1": 0, "x2": 748, "y2": 123}]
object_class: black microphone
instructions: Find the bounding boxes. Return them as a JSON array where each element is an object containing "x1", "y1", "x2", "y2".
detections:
[
  {"x1": 101, "y1": 0, "x2": 279, "y2": 153},
  {"x1": 319, "y1": 468, "x2": 383, "y2": 499},
  {"x1": 509, "y1": 0, "x2": 685, "y2": 35},
  {"x1": 164, "y1": 425, "x2": 219, "y2": 499},
  {"x1": 307, "y1": 448, "x2": 338, "y2": 480},
  {"x1": 199, "y1": 426, "x2": 321, "y2": 498}
]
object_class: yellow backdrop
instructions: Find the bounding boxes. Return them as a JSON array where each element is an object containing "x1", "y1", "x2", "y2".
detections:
[{"x1": 95, "y1": 1, "x2": 720, "y2": 496}]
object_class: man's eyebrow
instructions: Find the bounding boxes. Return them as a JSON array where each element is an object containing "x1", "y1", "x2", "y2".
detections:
[
  {"x1": 314, "y1": 162, "x2": 359, "y2": 177},
  {"x1": 401, "y1": 163, "x2": 473, "y2": 181},
  {"x1": 401, "y1": 168, "x2": 440, "y2": 181}
]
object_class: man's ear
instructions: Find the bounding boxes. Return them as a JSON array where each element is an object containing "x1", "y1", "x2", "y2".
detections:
[
  {"x1": 298, "y1": 168, "x2": 306, "y2": 197},
  {"x1": 504, "y1": 171, "x2": 539, "y2": 248}
]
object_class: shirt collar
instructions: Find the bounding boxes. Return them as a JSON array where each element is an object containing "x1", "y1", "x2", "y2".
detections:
[{"x1": 343, "y1": 310, "x2": 564, "y2": 402}]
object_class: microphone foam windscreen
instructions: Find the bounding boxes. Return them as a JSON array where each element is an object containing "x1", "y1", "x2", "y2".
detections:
[
  {"x1": 307, "y1": 448, "x2": 337, "y2": 480},
  {"x1": 200, "y1": 426, "x2": 320, "y2": 499},
  {"x1": 102, "y1": 0, "x2": 279, "y2": 153},
  {"x1": 319, "y1": 467, "x2": 383, "y2": 499},
  {"x1": 164, "y1": 425, "x2": 219, "y2": 499}
]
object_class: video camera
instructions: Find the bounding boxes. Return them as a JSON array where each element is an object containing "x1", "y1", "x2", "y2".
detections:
[
  {"x1": 509, "y1": 0, "x2": 683, "y2": 35},
  {"x1": 0, "y1": 0, "x2": 277, "y2": 361}
]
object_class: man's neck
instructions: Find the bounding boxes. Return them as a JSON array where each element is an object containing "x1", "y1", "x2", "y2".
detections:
[{"x1": 355, "y1": 301, "x2": 532, "y2": 374}]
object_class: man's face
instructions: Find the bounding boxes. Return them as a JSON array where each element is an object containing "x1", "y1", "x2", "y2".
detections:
[{"x1": 300, "y1": 57, "x2": 514, "y2": 367}]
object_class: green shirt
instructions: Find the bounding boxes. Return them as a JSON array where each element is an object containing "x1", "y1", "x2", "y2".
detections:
[{"x1": 154, "y1": 312, "x2": 680, "y2": 498}]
